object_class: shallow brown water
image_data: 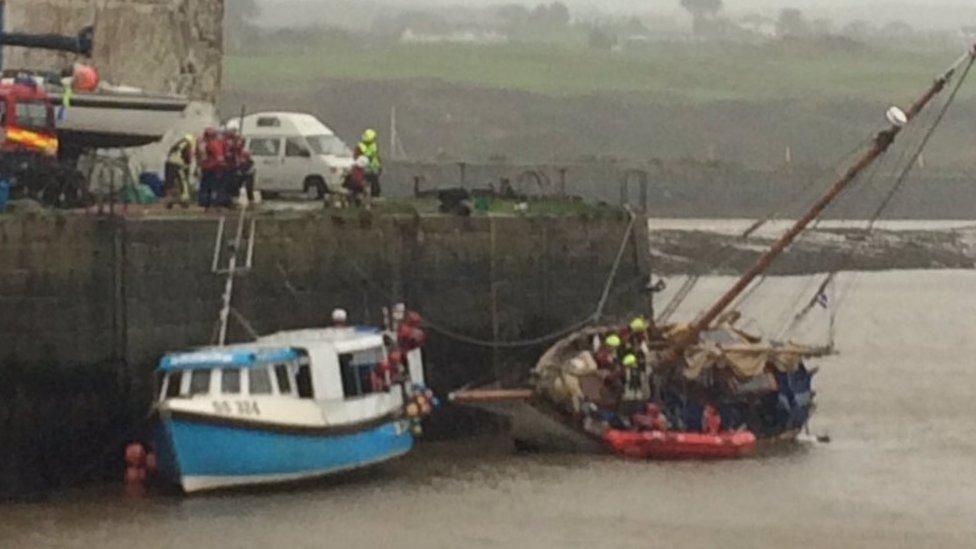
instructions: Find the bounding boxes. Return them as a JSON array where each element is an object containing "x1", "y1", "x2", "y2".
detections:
[{"x1": 2, "y1": 271, "x2": 975, "y2": 548}]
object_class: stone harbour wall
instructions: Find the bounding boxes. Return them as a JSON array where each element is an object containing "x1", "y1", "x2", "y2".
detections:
[
  {"x1": 382, "y1": 160, "x2": 976, "y2": 220},
  {"x1": 0, "y1": 210, "x2": 648, "y2": 395},
  {"x1": 0, "y1": 210, "x2": 649, "y2": 495}
]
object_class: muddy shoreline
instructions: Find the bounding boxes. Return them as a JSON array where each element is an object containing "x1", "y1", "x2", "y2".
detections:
[{"x1": 649, "y1": 225, "x2": 976, "y2": 275}]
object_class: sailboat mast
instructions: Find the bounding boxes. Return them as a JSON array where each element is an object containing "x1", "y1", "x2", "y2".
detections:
[{"x1": 681, "y1": 45, "x2": 975, "y2": 343}]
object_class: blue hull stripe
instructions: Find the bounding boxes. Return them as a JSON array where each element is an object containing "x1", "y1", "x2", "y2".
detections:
[{"x1": 156, "y1": 417, "x2": 414, "y2": 488}]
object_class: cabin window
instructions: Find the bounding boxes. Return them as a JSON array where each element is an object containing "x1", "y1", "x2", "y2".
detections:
[
  {"x1": 164, "y1": 371, "x2": 183, "y2": 398},
  {"x1": 221, "y1": 368, "x2": 241, "y2": 395},
  {"x1": 189, "y1": 370, "x2": 212, "y2": 396},
  {"x1": 296, "y1": 364, "x2": 314, "y2": 399},
  {"x1": 248, "y1": 367, "x2": 273, "y2": 395},
  {"x1": 338, "y1": 347, "x2": 384, "y2": 398},
  {"x1": 256, "y1": 116, "x2": 281, "y2": 128},
  {"x1": 274, "y1": 364, "x2": 293, "y2": 395},
  {"x1": 248, "y1": 137, "x2": 281, "y2": 157}
]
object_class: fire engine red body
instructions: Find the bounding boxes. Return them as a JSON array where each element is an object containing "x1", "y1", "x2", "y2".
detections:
[
  {"x1": 0, "y1": 79, "x2": 90, "y2": 207},
  {"x1": 0, "y1": 80, "x2": 58, "y2": 156}
]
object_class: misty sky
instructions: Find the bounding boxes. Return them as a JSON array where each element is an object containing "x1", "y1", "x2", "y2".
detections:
[
  {"x1": 319, "y1": 0, "x2": 976, "y2": 28},
  {"x1": 256, "y1": 0, "x2": 976, "y2": 31}
]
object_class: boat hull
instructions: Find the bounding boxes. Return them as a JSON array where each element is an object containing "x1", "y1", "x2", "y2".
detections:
[{"x1": 155, "y1": 415, "x2": 414, "y2": 493}]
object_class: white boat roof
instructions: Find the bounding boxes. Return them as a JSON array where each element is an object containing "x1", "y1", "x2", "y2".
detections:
[
  {"x1": 158, "y1": 346, "x2": 299, "y2": 372},
  {"x1": 158, "y1": 327, "x2": 386, "y2": 371},
  {"x1": 226, "y1": 112, "x2": 337, "y2": 136},
  {"x1": 259, "y1": 327, "x2": 386, "y2": 353}
]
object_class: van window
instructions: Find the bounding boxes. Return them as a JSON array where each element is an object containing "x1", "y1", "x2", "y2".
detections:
[
  {"x1": 256, "y1": 117, "x2": 281, "y2": 128},
  {"x1": 189, "y1": 370, "x2": 212, "y2": 396},
  {"x1": 221, "y1": 369, "x2": 241, "y2": 394},
  {"x1": 165, "y1": 371, "x2": 183, "y2": 398},
  {"x1": 307, "y1": 135, "x2": 351, "y2": 157},
  {"x1": 249, "y1": 138, "x2": 281, "y2": 157},
  {"x1": 248, "y1": 368, "x2": 273, "y2": 395},
  {"x1": 285, "y1": 138, "x2": 310, "y2": 157},
  {"x1": 339, "y1": 347, "x2": 384, "y2": 398},
  {"x1": 274, "y1": 364, "x2": 293, "y2": 395}
]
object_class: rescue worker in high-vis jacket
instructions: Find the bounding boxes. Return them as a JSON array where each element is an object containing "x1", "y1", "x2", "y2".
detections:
[
  {"x1": 354, "y1": 129, "x2": 382, "y2": 197},
  {"x1": 165, "y1": 134, "x2": 195, "y2": 209}
]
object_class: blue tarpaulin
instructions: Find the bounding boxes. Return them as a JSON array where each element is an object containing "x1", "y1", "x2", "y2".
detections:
[{"x1": 0, "y1": 179, "x2": 9, "y2": 212}]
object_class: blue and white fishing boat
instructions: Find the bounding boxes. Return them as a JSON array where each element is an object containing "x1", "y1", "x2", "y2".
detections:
[{"x1": 154, "y1": 327, "x2": 429, "y2": 493}]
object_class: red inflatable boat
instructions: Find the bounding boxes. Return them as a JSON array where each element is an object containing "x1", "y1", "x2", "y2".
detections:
[{"x1": 603, "y1": 429, "x2": 757, "y2": 460}]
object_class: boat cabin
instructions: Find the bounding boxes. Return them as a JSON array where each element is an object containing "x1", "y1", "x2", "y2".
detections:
[
  {"x1": 155, "y1": 327, "x2": 425, "y2": 429},
  {"x1": 157, "y1": 347, "x2": 313, "y2": 402}
]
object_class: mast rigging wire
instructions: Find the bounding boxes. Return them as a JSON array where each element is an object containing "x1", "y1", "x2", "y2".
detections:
[{"x1": 781, "y1": 52, "x2": 976, "y2": 339}]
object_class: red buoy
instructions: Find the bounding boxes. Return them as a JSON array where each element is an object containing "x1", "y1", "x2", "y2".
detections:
[
  {"x1": 124, "y1": 466, "x2": 146, "y2": 484},
  {"x1": 72, "y1": 64, "x2": 99, "y2": 92},
  {"x1": 124, "y1": 443, "x2": 147, "y2": 468},
  {"x1": 145, "y1": 453, "x2": 158, "y2": 474}
]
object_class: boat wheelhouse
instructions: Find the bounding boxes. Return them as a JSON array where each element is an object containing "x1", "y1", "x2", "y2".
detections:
[{"x1": 154, "y1": 326, "x2": 427, "y2": 493}]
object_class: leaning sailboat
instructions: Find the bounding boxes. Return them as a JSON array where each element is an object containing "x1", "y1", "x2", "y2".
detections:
[{"x1": 453, "y1": 43, "x2": 976, "y2": 458}]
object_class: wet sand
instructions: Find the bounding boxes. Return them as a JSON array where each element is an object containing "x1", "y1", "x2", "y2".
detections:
[{"x1": 2, "y1": 271, "x2": 975, "y2": 548}]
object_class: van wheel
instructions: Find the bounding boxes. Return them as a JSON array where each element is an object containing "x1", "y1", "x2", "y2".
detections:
[{"x1": 304, "y1": 177, "x2": 325, "y2": 200}]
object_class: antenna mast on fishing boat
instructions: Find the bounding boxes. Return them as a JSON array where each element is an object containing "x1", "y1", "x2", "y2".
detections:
[{"x1": 668, "y1": 43, "x2": 976, "y2": 353}]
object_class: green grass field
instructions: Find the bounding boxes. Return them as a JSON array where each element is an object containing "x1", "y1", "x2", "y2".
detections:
[{"x1": 225, "y1": 40, "x2": 969, "y2": 104}]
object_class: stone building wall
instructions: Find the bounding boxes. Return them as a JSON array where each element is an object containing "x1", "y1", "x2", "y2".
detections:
[{"x1": 2, "y1": 0, "x2": 223, "y2": 101}]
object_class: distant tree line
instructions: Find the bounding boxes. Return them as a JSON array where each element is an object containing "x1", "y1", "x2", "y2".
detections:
[{"x1": 676, "y1": 0, "x2": 933, "y2": 49}]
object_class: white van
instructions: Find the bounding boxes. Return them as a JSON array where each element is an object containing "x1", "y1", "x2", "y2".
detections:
[{"x1": 227, "y1": 112, "x2": 354, "y2": 199}]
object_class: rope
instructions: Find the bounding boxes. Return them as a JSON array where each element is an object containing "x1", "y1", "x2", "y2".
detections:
[
  {"x1": 866, "y1": 55, "x2": 975, "y2": 233},
  {"x1": 780, "y1": 51, "x2": 975, "y2": 338},
  {"x1": 424, "y1": 209, "x2": 639, "y2": 348},
  {"x1": 420, "y1": 274, "x2": 650, "y2": 349},
  {"x1": 594, "y1": 207, "x2": 639, "y2": 322},
  {"x1": 422, "y1": 313, "x2": 597, "y2": 349},
  {"x1": 742, "y1": 135, "x2": 874, "y2": 239},
  {"x1": 346, "y1": 209, "x2": 642, "y2": 349},
  {"x1": 657, "y1": 274, "x2": 700, "y2": 323},
  {"x1": 663, "y1": 132, "x2": 882, "y2": 320}
]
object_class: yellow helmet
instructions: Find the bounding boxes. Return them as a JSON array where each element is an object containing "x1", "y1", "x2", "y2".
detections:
[
  {"x1": 622, "y1": 354, "x2": 638, "y2": 368},
  {"x1": 630, "y1": 317, "x2": 648, "y2": 333},
  {"x1": 362, "y1": 129, "x2": 377, "y2": 144},
  {"x1": 605, "y1": 334, "x2": 622, "y2": 348}
]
